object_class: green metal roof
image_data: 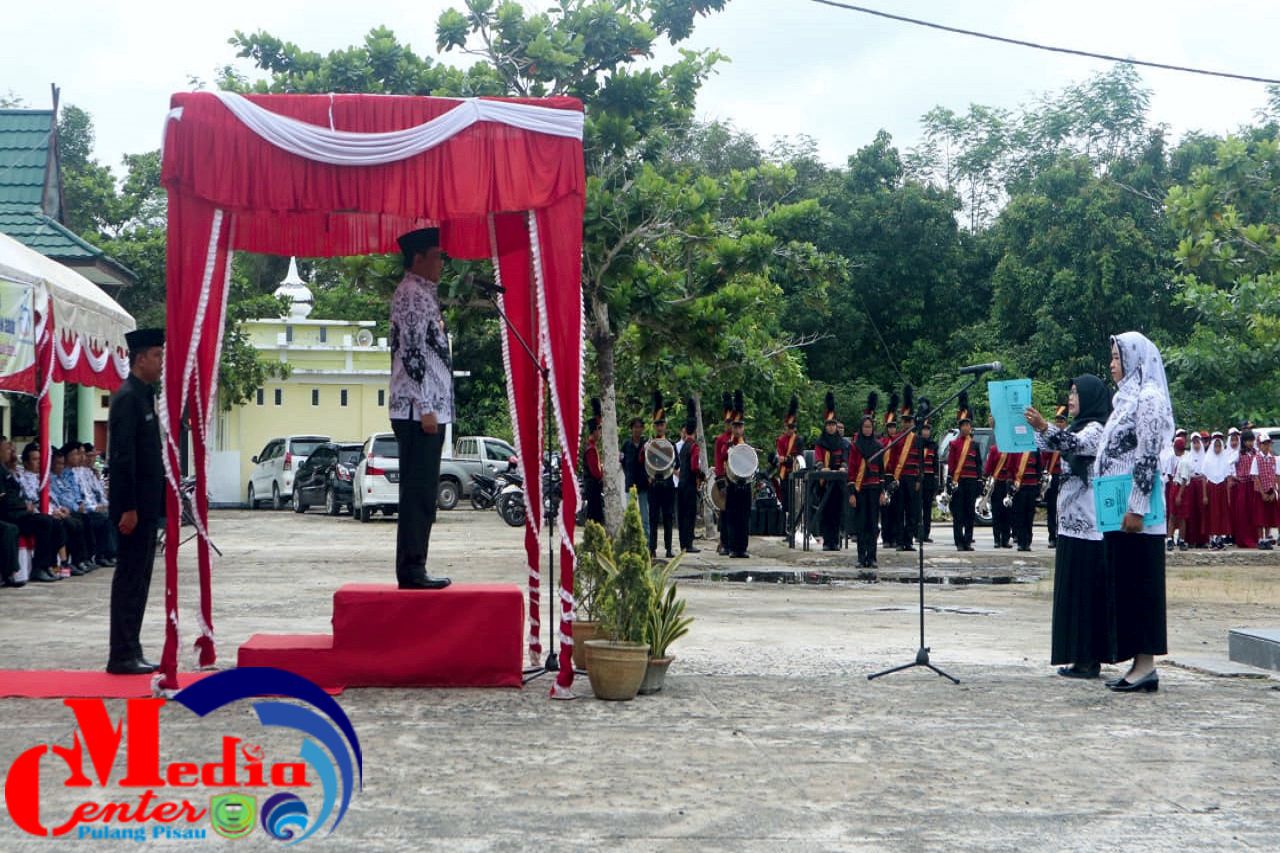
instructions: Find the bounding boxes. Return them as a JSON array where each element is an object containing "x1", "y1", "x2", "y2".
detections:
[
  {"x1": 0, "y1": 109, "x2": 55, "y2": 210},
  {"x1": 0, "y1": 109, "x2": 135, "y2": 287}
]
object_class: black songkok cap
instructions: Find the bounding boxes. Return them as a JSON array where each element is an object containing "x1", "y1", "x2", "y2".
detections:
[
  {"x1": 397, "y1": 228, "x2": 441, "y2": 264},
  {"x1": 125, "y1": 328, "x2": 165, "y2": 353}
]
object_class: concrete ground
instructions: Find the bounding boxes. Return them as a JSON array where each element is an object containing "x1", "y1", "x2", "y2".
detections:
[{"x1": 2, "y1": 506, "x2": 1279, "y2": 851}]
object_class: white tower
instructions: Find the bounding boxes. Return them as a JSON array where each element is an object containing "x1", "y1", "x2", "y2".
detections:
[{"x1": 273, "y1": 257, "x2": 314, "y2": 320}]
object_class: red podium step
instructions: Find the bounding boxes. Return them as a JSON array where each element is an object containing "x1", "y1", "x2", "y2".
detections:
[{"x1": 238, "y1": 583, "x2": 524, "y2": 689}]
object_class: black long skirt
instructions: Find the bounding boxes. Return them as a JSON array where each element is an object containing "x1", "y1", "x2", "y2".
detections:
[
  {"x1": 1050, "y1": 536, "x2": 1114, "y2": 665},
  {"x1": 1104, "y1": 531, "x2": 1168, "y2": 661}
]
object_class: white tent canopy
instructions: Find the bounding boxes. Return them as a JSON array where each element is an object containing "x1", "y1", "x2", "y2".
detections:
[{"x1": 0, "y1": 230, "x2": 135, "y2": 357}]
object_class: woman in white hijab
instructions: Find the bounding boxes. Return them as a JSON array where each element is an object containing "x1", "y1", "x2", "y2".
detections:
[
  {"x1": 1201, "y1": 432, "x2": 1234, "y2": 550},
  {"x1": 1096, "y1": 332, "x2": 1174, "y2": 693},
  {"x1": 1186, "y1": 432, "x2": 1209, "y2": 547}
]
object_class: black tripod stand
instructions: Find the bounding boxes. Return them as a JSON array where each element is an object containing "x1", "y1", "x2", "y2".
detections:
[
  {"x1": 864, "y1": 376, "x2": 982, "y2": 685},
  {"x1": 483, "y1": 291, "x2": 583, "y2": 686}
]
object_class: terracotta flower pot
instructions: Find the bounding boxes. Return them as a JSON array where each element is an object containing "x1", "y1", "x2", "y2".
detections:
[
  {"x1": 571, "y1": 620, "x2": 604, "y2": 671},
  {"x1": 584, "y1": 640, "x2": 649, "y2": 700},
  {"x1": 638, "y1": 656, "x2": 673, "y2": 695}
]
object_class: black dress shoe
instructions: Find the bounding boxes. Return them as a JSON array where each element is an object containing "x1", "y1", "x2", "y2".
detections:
[
  {"x1": 964, "y1": 545, "x2": 976, "y2": 552},
  {"x1": 684, "y1": 547, "x2": 701, "y2": 554},
  {"x1": 96, "y1": 557, "x2": 116, "y2": 567},
  {"x1": 398, "y1": 576, "x2": 452, "y2": 590},
  {"x1": 70, "y1": 563, "x2": 89, "y2": 576},
  {"x1": 1057, "y1": 663, "x2": 1100, "y2": 679},
  {"x1": 1017, "y1": 546, "x2": 1031, "y2": 552},
  {"x1": 730, "y1": 551, "x2": 750, "y2": 559},
  {"x1": 1108, "y1": 669, "x2": 1158, "y2": 693},
  {"x1": 716, "y1": 545, "x2": 728, "y2": 556},
  {"x1": 106, "y1": 659, "x2": 158, "y2": 675},
  {"x1": 665, "y1": 550, "x2": 675, "y2": 558},
  {"x1": 31, "y1": 568, "x2": 60, "y2": 582},
  {"x1": 3, "y1": 575, "x2": 26, "y2": 588},
  {"x1": 137, "y1": 656, "x2": 159, "y2": 670}
]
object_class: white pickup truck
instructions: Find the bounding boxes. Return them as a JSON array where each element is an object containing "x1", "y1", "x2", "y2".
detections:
[{"x1": 437, "y1": 435, "x2": 519, "y2": 510}]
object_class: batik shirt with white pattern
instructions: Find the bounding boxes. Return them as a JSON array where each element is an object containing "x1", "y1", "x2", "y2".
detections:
[{"x1": 388, "y1": 271, "x2": 454, "y2": 423}]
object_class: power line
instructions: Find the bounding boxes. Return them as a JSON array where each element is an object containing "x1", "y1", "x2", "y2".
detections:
[{"x1": 807, "y1": 0, "x2": 1280, "y2": 86}]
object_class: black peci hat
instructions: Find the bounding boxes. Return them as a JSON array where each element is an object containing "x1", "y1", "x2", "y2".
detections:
[
  {"x1": 397, "y1": 228, "x2": 441, "y2": 266},
  {"x1": 125, "y1": 328, "x2": 165, "y2": 353}
]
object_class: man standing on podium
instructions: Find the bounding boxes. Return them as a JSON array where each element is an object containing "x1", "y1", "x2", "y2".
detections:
[{"x1": 389, "y1": 228, "x2": 453, "y2": 591}]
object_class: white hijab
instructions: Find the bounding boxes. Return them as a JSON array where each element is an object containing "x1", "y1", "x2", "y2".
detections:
[
  {"x1": 1098, "y1": 331, "x2": 1176, "y2": 466},
  {"x1": 1189, "y1": 437, "x2": 1205, "y2": 471},
  {"x1": 1201, "y1": 439, "x2": 1232, "y2": 484}
]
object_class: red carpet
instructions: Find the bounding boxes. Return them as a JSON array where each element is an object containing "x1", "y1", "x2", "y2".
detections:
[
  {"x1": 238, "y1": 583, "x2": 525, "y2": 689},
  {"x1": 0, "y1": 670, "x2": 215, "y2": 699}
]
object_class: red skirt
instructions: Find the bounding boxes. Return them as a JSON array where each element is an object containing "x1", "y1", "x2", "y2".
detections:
[
  {"x1": 1185, "y1": 478, "x2": 1209, "y2": 545},
  {"x1": 1205, "y1": 480, "x2": 1233, "y2": 537},
  {"x1": 1232, "y1": 478, "x2": 1260, "y2": 547},
  {"x1": 1260, "y1": 490, "x2": 1279, "y2": 528}
]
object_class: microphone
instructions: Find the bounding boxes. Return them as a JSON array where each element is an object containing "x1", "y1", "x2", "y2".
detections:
[
  {"x1": 957, "y1": 361, "x2": 1003, "y2": 376},
  {"x1": 464, "y1": 272, "x2": 506, "y2": 298}
]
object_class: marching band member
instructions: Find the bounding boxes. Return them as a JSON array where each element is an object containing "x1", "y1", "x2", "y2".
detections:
[
  {"x1": 984, "y1": 436, "x2": 1014, "y2": 549},
  {"x1": 1008, "y1": 446, "x2": 1041, "y2": 552},
  {"x1": 947, "y1": 393, "x2": 982, "y2": 551},
  {"x1": 880, "y1": 391, "x2": 900, "y2": 548},
  {"x1": 888, "y1": 385, "x2": 923, "y2": 552},
  {"x1": 583, "y1": 398, "x2": 606, "y2": 525},
  {"x1": 621, "y1": 416, "x2": 651, "y2": 541},
  {"x1": 721, "y1": 391, "x2": 753, "y2": 559},
  {"x1": 774, "y1": 395, "x2": 804, "y2": 538},
  {"x1": 647, "y1": 392, "x2": 676, "y2": 559},
  {"x1": 714, "y1": 392, "x2": 734, "y2": 556},
  {"x1": 848, "y1": 404, "x2": 884, "y2": 568},
  {"x1": 919, "y1": 419, "x2": 940, "y2": 544},
  {"x1": 814, "y1": 393, "x2": 847, "y2": 552},
  {"x1": 676, "y1": 401, "x2": 702, "y2": 554}
]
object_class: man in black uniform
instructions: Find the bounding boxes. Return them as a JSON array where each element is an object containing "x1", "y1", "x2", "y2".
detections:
[
  {"x1": 620, "y1": 416, "x2": 650, "y2": 541},
  {"x1": 646, "y1": 392, "x2": 676, "y2": 558},
  {"x1": 723, "y1": 391, "x2": 753, "y2": 559},
  {"x1": 675, "y1": 401, "x2": 702, "y2": 554},
  {"x1": 107, "y1": 328, "x2": 166, "y2": 675}
]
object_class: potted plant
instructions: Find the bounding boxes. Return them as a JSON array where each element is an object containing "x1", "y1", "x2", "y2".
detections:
[
  {"x1": 585, "y1": 491, "x2": 654, "y2": 700},
  {"x1": 639, "y1": 556, "x2": 693, "y2": 695},
  {"x1": 572, "y1": 520, "x2": 611, "y2": 671}
]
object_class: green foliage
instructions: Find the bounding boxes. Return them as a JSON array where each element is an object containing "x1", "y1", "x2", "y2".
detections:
[
  {"x1": 646, "y1": 555, "x2": 692, "y2": 659},
  {"x1": 597, "y1": 490, "x2": 656, "y2": 644},
  {"x1": 574, "y1": 520, "x2": 613, "y2": 622},
  {"x1": 1165, "y1": 132, "x2": 1280, "y2": 425}
]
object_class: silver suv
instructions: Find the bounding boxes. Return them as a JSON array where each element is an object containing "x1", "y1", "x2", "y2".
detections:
[{"x1": 247, "y1": 435, "x2": 331, "y2": 510}]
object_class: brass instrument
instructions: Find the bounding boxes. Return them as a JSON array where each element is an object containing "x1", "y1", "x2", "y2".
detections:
[
  {"x1": 1038, "y1": 474, "x2": 1052, "y2": 502},
  {"x1": 976, "y1": 476, "x2": 995, "y2": 516},
  {"x1": 1003, "y1": 481, "x2": 1017, "y2": 509},
  {"x1": 937, "y1": 480, "x2": 954, "y2": 515}
]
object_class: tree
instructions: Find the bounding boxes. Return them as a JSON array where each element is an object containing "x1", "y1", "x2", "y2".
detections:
[{"x1": 1165, "y1": 133, "x2": 1280, "y2": 425}]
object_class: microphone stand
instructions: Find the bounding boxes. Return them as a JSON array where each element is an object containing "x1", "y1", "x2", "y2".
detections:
[
  {"x1": 479, "y1": 287, "x2": 583, "y2": 686},
  {"x1": 864, "y1": 373, "x2": 985, "y2": 685}
]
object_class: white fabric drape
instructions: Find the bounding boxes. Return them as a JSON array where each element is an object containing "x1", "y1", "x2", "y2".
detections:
[{"x1": 206, "y1": 92, "x2": 584, "y2": 166}]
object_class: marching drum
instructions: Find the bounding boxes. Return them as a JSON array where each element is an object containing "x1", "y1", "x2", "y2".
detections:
[
  {"x1": 726, "y1": 443, "x2": 759, "y2": 484},
  {"x1": 644, "y1": 437, "x2": 677, "y2": 480}
]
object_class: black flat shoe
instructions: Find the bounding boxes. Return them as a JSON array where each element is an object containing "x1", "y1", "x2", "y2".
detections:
[
  {"x1": 31, "y1": 569, "x2": 60, "y2": 582},
  {"x1": 1108, "y1": 669, "x2": 1158, "y2": 693},
  {"x1": 730, "y1": 551, "x2": 750, "y2": 559},
  {"x1": 2, "y1": 575, "x2": 26, "y2": 588},
  {"x1": 1057, "y1": 664, "x2": 1100, "y2": 679},
  {"x1": 398, "y1": 576, "x2": 452, "y2": 590}
]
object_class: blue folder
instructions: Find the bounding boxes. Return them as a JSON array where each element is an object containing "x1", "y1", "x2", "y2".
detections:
[
  {"x1": 987, "y1": 378, "x2": 1037, "y2": 453},
  {"x1": 1093, "y1": 474, "x2": 1165, "y2": 532}
]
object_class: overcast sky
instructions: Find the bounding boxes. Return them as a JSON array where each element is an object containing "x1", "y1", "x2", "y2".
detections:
[{"x1": 4, "y1": 0, "x2": 1278, "y2": 172}]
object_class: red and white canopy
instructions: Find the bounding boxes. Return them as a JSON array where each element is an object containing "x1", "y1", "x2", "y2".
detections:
[{"x1": 160, "y1": 92, "x2": 585, "y2": 696}]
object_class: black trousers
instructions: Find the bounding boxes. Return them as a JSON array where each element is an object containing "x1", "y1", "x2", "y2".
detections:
[
  {"x1": 83, "y1": 511, "x2": 116, "y2": 558},
  {"x1": 717, "y1": 479, "x2": 730, "y2": 550},
  {"x1": 0, "y1": 519, "x2": 18, "y2": 580},
  {"x1": 725, "y1": 481, "x2": 751, "y2": 555},
  {"x1": 817, "y1": 481, "x2": 845, "y2": 549},
  {"x1": 1012, "y1": 486, "x2": 1036, "y2": 549},
  {"x1": 10, "y1": 512, "x2": 58, "y2": 572},
  {"x1": 952, "y1": 479, "x2": 980, "y2": 548},
  {"x1": 854, "y1": 486, "x2": 881, "y2": 565},
  {"x1": 109, "y1": 519, "x2": 157, "y2": 665},
  {"x1": 391, "y1": 420, "x2": 445, "y2": 585},
  {"x1": 881, "y1": 482, "x2": 898, "y2": 546},
  {"x1": 677, "y1": 483, "x2": 697, "y2": 550},
  {"x1": 583, "y1": 478, "x2": 605, "y2": 526},
  {"x1": 61, "y1": 514, "x2": 92, "y2": 564},
  {"x1": 896, "y1": 475, "x2": 923, "y2": 548},
  {"x1": 1046, "y1": 480, "x2": 1061, "y2": 542},
  {"x1": 921, "y1": 478, "x2": 938, "y2": 541},
  {"x1": 648, "y1": 478, "x2": 675, "y2": 554},
  {"x1": 991, "y1": 481, "x2": 1013, "y2": 546}
]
